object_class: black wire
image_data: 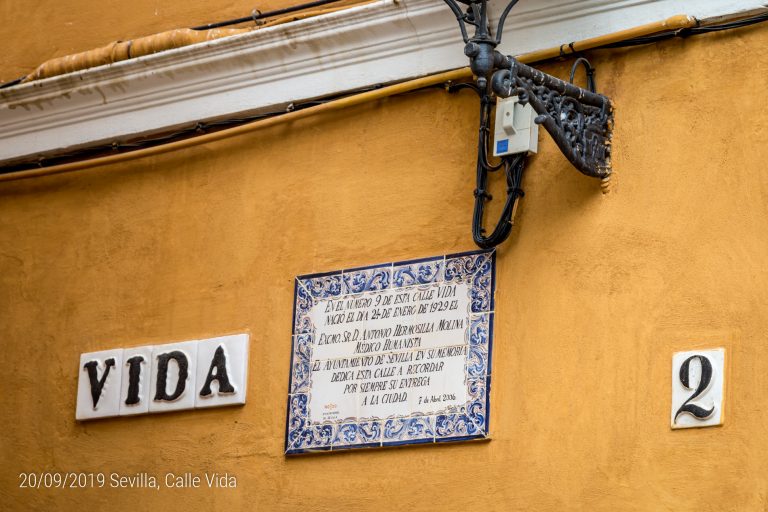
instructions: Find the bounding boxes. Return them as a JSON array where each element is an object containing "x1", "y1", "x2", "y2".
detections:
[
  {"x1": 569, "y1": 57, "x2": 595, "y2": 93},
  {"x1": 191, "y1": 0, "x2": 345, "y2": 30},
  {"x1": 1, "y1": 2, "x2": 349, "y2": 88},
  {"x1": 455, "y1": 86, "x2": 526, "y2": 249},
  {"x1": 599, "y1": 11, "x2": 768, "y2": 49},
  {"x1": 0, "y1": 77, "x2": 24, "y2": 89},
  {"x1": 0, "y1": 83, "x2": 394, "y2": 174},
  {"x1": 691, "y1": 13, "x2": 768, "y2": 32},
  {"x1": 0, "y1": 0, "x2": 349, "y2": 89},
  {"x1": 447, "y1": 82, "x2": 481, "y2": 94},
  {"x1": 472, "y1": 151, "x2": 525, "y2": 248},
  {"x1": 3, "y1": 10, "x2": 767, "y2": 174}
]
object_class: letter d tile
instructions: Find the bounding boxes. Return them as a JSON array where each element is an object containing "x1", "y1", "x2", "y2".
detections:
[{"x1": 149, "y1": 341, "x2": 198, "y2": 413}]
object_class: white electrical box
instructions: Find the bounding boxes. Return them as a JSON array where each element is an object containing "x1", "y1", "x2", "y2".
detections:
[{"x1": 493, "y1": 96, "x2": 538, "y2": 157}]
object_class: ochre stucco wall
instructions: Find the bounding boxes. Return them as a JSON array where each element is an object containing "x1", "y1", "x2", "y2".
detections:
[{"x1": 2, "y1": 22, "x2": 768, "y2": 511}]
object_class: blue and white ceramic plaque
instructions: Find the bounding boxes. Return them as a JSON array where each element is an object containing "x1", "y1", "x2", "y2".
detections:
[{"x1": 286, "y1": 249, "x2": 495, "y2": 454}]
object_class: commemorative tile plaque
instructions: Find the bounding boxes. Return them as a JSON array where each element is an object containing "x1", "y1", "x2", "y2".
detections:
[{"x1": 286, "y1": 249, "x2": 496, "y2": 453}]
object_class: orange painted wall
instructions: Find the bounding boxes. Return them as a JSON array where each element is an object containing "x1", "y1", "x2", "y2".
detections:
[{"x1": 2, "y1": 16, "x2": 768, "y2": 511}]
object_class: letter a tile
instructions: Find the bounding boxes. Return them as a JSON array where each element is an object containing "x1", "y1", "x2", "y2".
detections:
[{"x1": 195, "y1": 334, "x2": 250, "y2": 409}]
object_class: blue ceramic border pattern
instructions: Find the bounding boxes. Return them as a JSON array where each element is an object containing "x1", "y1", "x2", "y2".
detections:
[{"x1": 286, "y1": 249, "x2": 496, "y2": 454}]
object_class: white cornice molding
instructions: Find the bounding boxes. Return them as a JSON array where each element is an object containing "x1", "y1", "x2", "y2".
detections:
[{"x1": 0, "y1": 0, "x2": 764, "y2": 165}]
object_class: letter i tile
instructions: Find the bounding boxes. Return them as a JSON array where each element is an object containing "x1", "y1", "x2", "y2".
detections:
[{"x1": 119, "y1": 345, "x2": 153, "y2": 416}]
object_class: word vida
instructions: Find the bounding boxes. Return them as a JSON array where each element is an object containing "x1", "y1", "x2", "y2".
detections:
[{"x1": 75, "y1": 333, "x2": 249, "y2": 420}]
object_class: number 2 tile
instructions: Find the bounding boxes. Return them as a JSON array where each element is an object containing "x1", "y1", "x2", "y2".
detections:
[{"x1": 671, "y1": 348, "x2": 725, "y2": 429}]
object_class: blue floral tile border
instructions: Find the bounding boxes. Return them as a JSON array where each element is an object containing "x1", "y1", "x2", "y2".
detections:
[{"x1": 286, "y1": 248, "x2": 496, "y2": 454}]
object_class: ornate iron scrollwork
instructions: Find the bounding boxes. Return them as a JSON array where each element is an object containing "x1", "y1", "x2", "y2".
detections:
[
  {"x1": 491, "y1": 59, "x2": 612, "y2": 178},
  {"x1": 441, "y1": 0, "x2": 613, "y2": 248}
]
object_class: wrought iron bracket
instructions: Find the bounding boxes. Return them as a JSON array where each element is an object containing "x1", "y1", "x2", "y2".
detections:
[
  {"x1": 441, "y1": 0, "x2": 614, "y2": 248},
  {"x1": 491, "y1": 57, "x2": 613, "y2": 178},
  {"x1": 442, "y1": 0, "x2": 613, "y2": 178}
]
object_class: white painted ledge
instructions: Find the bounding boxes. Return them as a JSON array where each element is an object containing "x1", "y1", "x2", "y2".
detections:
[{"x1": 0, "y1": 0, "x2": 764, "y2": 165}]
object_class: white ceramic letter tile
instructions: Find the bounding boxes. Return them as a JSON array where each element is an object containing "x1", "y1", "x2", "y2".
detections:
[
  {"x1": 149, "y1": 341, "x2": 198, "y2": 413},
  {"x1": 76, "y1": 349, "x2": 124, "y2": 421},
  {"x1": 119, "y1": 345, "x2": 153, "y2": 416},
  {"x1": 195, "y1": 334, "x2": 249, "y2": 408},
  {"x1": 671, "y1": 348, "x2": 725, "y2": 429}
]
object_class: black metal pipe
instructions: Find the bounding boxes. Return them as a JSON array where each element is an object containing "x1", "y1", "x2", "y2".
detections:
[{"x1": 191, "y1": 0, "x2": 345, "y2": 30}]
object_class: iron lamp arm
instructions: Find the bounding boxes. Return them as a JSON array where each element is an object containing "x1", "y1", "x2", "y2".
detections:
[
  {"x1": 441, "y1": 0, "x2": 614, "y2": 248},
  {"x1": 493, "y1": 0, "x2": 521, "y2": 45},
  {"x1": 441, "y1": 0, "x2": 471, "y2": 43}
]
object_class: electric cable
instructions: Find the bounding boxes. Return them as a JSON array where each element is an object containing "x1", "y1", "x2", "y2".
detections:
[
  {"x1": 569, "y1": 57, "x2": 595, "y2": 92},
  {"x1": 2, "y1": 11, "x2": 767, "y2": 172},
  {"x1": 0, "y1": 83, "x2": 419, "y2": 175},
  {"x1": 0, "y1": 77, "x2": 24, "y2": 89},
  {"x1": 598, "y1": 11, "x2": 768, "y2": 49},
  {"x1": 191, "y1": 0, "x2": 346, "y2": 30},
  {"x1": 450, "y1": 82, "x2": 526, "y2": 249}
]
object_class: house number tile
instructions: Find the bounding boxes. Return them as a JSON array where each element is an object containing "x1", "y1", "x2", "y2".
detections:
[{"x1": 671, "y1": 348, "x2": 725, "y2": 429}]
